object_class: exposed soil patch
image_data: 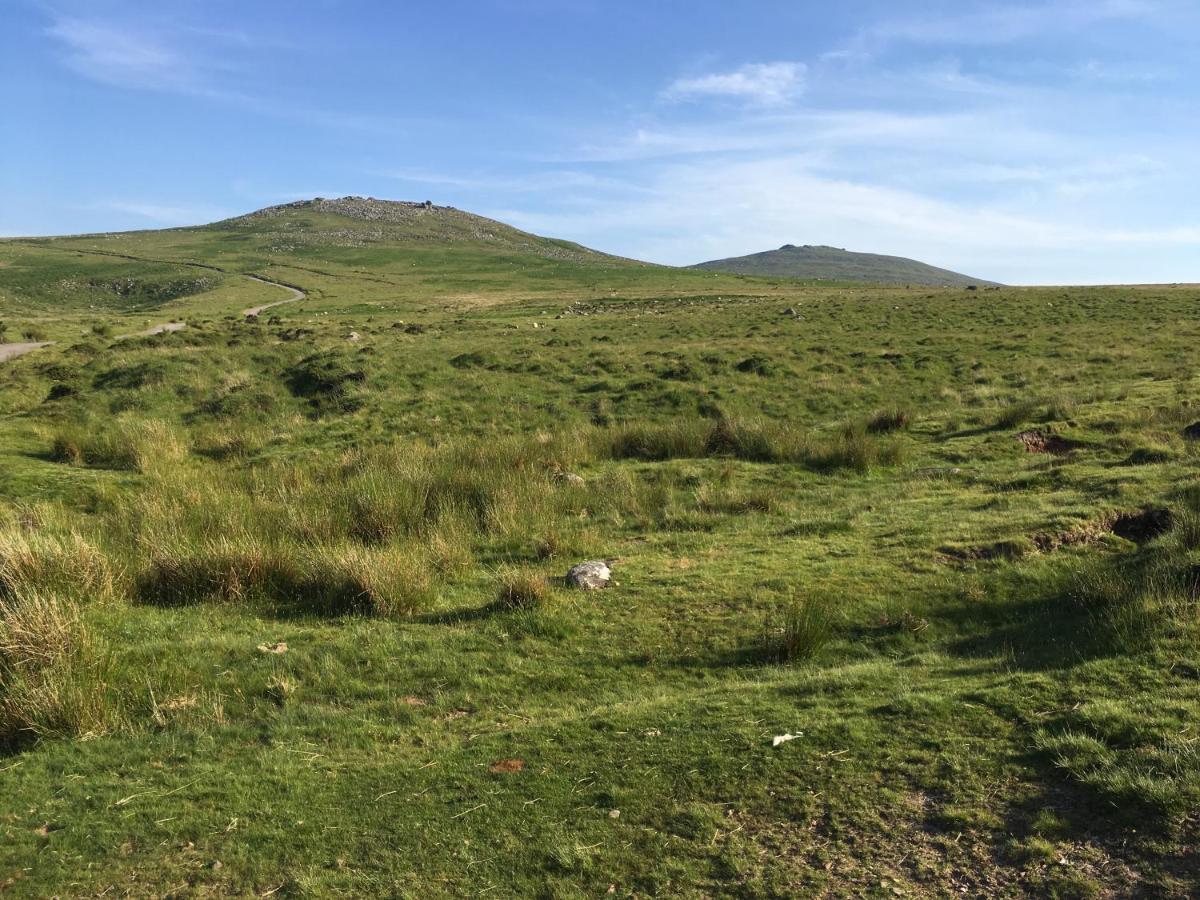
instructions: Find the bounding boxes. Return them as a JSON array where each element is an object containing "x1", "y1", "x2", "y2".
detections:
[
  {"x1": 946, "y1": 506, "x2": 1174, "y2": 564},
  {"x1": 1109, "y1": 507, "x2": 1172, "y2": 543},
  {"x1": 489, "y1": 758, "x2": 525, "y2": 774},
  {"x1": 1031, "y1": 520, "x2": 1112, "y2": 553},
  {"x1": 1015, "y1": 429, "x2": 1079, "y2": 455}
]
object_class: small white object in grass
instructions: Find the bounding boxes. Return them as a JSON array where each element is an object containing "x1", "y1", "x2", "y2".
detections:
[{"x1": 772, "y1": 733, "x2": 802, "y2": 747}]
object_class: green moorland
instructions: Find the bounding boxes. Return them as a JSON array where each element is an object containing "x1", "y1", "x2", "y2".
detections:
[{"x1": 0, "y1": 199, "x2": 1198, "y2": 897}]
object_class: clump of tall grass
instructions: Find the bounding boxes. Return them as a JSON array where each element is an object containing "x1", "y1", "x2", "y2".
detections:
[
  {"x1": 0, "y1": 528, "x2": 116, "y2": 604},
  {"x1": 48, "y1": 418, "x2": 186, "y2": 473},
  {"x1": 992, "y1": 399, "x2": 1041, "y2": 430},
  {"x1": 761, "y1": 594, "x2": 838, "y2": 663},
  {"x1": 866, "y1": 407, "x2": 911, "y2": 434},
  {"x1": 189, "y1": 423, "x2": 272, "y2": 461},
  {"x1": 0, "y1": 591, "x2": 111, "y2": 747},
  {"x1": 602, "y1": 417, "x2": 902, "y2": 471},
  {"x1": 804, "y1": 421, "x2": 905, "y2": 473},
  {"x1": 135, "y1": 538, "x2": 436, "y2": 617},
  {"x1": 495, "y1": 568, "x2": 552, "y2": 611},
  {"x1": 605, "y1": 419, "x2": 711, "y2": 461}
]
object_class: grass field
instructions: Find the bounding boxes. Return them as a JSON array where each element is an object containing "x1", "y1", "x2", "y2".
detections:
[{"x1": 1, "y1": 201, "x2": 1198, "y2": 897}]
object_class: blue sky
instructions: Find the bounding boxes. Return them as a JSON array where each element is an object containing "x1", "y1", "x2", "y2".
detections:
[{"x1": 2, "y1": 0, "x2": 1198, "y2": 284}]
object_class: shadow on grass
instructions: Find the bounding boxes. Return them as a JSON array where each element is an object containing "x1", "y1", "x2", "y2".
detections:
[
  {"x1": 410, "y1": 599, "x2": 514, "y2": 626},
  {"x1": 936, "y1": 536, "x2": 1186, "y2": 671}
]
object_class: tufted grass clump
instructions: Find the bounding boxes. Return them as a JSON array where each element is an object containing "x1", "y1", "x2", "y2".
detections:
[
  {"x1": 0, "y1": 528, "x2": 117, "y2": 604},
  {"x1": 0, "y1": 590, "x2": 111, "y2": 748},
  {"x1": 761, "y1": 594, "x2": 838, "y2": 663},
  {"x1": 866, "y1": 407, "x2": 911, "y2": 434},
  {"x1": 135, "y1": 538, "x2": 437, "y2": 617},
  {"x1": 47, "y1": 418, "x2": 187, "y2": 473},
  {"x1": 805, "y1": 421, "x2": 905, "y2": 473},
  {"x1": 496, "y1": 568, "x2": 553, "y2": 611}
]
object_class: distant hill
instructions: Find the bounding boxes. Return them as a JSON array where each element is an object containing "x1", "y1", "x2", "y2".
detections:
[
  {"x1": 213, "y1": 196, "x2": 633, "y2": 266},
  {"x1": 689, "y1": 244, "x2": 997, "y2": 286}
]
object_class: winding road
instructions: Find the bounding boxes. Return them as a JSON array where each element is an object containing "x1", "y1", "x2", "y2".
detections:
[
  {"x1": 0, "y1": 273, "x2": 306, "y2": 363},
  {"x1": 242, "y1": 275, "x2": 306, "y2": 317}
]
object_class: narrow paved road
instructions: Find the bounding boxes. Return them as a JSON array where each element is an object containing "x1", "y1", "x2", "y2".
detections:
[
  {"x1": 0, "y1": 273, "x2": 305, "y2": 363},
  {"x1": 115, "y1": 321, "x2": 188, "y2": 340},
  {"x1": 243, "y1": 275, "x2": 306, "y2": 317},
  {"x1": 0, "y1": 341, "x2": 54, "y2": 362}
]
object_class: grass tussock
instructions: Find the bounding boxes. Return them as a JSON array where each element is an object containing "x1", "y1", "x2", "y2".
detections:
[
  {"x1": 762, "y1": 594, "x2": 838, "y2": 663},
  {"x1": 135, "y1": 538, "x2": 436, "y2": 617},
  {"x1": 604, "y1": 417, "x2": 903, "y2": 471},
  {"x1": 0, "y1": 591, "x2": 110, "y2": 747},
  {"x1": 496, "y1": 568, "x2": 553, "y2": 611},
  {"x1": 0, "y1": 528, "x2": 116, "y2": 603},
  {"x1": 48, "y1": 418, "x2": 187, "y2": 473},
  {"x1": 992, "y1": 399, "x2": 1041, "y2": 430},
  {"x1": 866, "y1": 407, "x2": 911, "y2": 434}
]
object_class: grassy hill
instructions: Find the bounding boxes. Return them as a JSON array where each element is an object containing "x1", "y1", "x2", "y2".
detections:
[
  {"x1": 690, "y1": 243, "x2": 997, "y2": 286},
  {"x1": 0, "y1": 202, "x2": 1198, "y2": 897}
]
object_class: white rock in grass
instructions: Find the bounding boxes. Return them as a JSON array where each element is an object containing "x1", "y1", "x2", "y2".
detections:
[{"x1": 565, "y1": 560, "x2": 611, "y2": 590}]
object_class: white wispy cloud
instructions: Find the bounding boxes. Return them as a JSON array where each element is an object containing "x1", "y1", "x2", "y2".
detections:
[
  {"x1": 41, "y1": 11, "x2": 433, "y2": 135},
  {"x1": 502, "y1": 153, "x2": 1200, "y2": 283},
  {"x1": 47, "y1": 17, "x2": 193, "y2": 91},
  {"x1": 864, "y1": 0, "x2": 1161, "y2": 48},
  {"x1": 662, "y1": 62, "x2": 806, "y2": 107}
]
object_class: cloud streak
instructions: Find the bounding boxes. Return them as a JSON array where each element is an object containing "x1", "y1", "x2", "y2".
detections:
[
  {"x1": 662, "y1": 61, "x2": 806, "y2": 107},
  {"x1": 862, "y1": 0, "x2": 1162, "y2": 49},
  {"x1": 47, "y1": 17, "x2": 192, "y2": 90}
]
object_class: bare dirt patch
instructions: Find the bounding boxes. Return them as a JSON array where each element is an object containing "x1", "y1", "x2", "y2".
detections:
[
  {"x1": 945, "y1": 507, "x2": 1174, "y2": 564},
  {"x1": 489, "y1": 758, "x2": 525, "y2": 774},
  {"x1": 1109, "y1": 507, "x2": 1172, "y2": 543},
  {"x1": 1015, "y1": 430, "x2": 1079, "y2": 455}
]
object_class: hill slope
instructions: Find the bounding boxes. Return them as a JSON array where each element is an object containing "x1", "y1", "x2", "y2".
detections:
[
  {"x1": 212, "y1": 196, "x2": 629, "y2": 265},
  {"x1": 3, "y1": 196, "x2": 708, "y2": 322},
  {"x1": 690, "y1": 243, "x2": 997, "y2": 286}
]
